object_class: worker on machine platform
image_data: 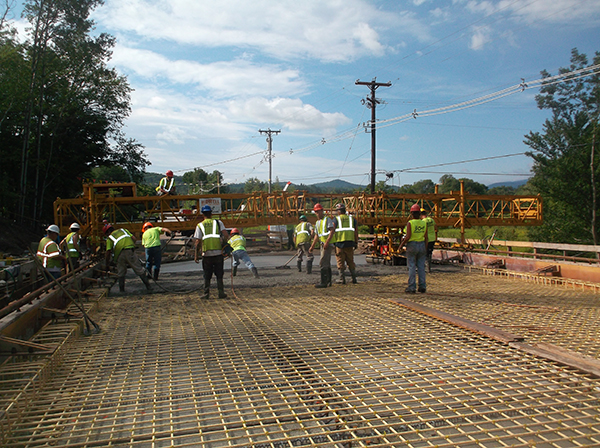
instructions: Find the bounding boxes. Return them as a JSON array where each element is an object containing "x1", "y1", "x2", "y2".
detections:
[
  {"x1": 228, "y1": 228, "x2": 259, "y2": 278},
  {"x1": 194, "y1": 205, "x2": 229, "y2": 299},
  {"x1": 332, "y1": 203, "x2": 358, "y2": 284},
  {"x1": 156, "y1": 170, "x2": 176, "y2": 195},
  {"x1": 141, "y1": 222, "x2": 172, "y2": 281},
  {"x1": 309, "y1": 203, "x2": 335, "y2": 288},
  {"x1": 293, "y1": 215, "x2": 314, "y2": 273},
  {"x1": 37, "y1": 224, "x2": 66, "y2": 280},
  {"x1": 104, "y1": 224, "x2": 152, "y2": 293},
  {"x1": 401, "y1": 204, "x2": 428, "y2": 293},
  {"x1": 60, "y1": 222, "x2": 81, "y2": 272}
]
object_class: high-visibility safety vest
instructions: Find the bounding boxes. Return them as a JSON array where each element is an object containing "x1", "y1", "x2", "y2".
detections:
[
  {"x1": 335, "y1": 214, "x2": 356, "y2": 243},
  {"x1": 407, "y1": 219, "x2": 427, "y2": 242},
  {"x1": 295, "y1": 222, "x2": 311, "y2": 245},
  {"x1": 198, "y1": 219, "x2": 222, "y2": 251},
  {"x1": 142, "y1": 227, "x2": 163, "y2": 248},
  {"x1": 229, "y1": 234, "x2": 246, "y2": 252},
  {"x1": 316, "y1": 218, "x2": 334, "y2": 244},
  {"x1": 65, "y1": 232, "x2": 79, "y2": 258},
  {"x1": 37, "y1": 237, "x2": 62, "y2": 269},
  {"x1": 156, "y1": 177, "x2": 174, "y2": 193},
  {"x1": 106, "y1": 229, "x2": 135, "y2": 260},
  {"x1": 423, "y1": 216, "x2": 436, "y2": 242}
]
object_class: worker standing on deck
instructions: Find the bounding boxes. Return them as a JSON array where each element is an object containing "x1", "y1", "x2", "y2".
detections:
[
  {"x1": 156, "y1": 170, "x2": 176, "y2": 195},
  {"x1": 420, "y1": 208, "x2": 437, "y2": 273},
  {"x1": 60, "y1": 223, "x2": 81, "y2": 272},
  {"x1": 104, "y1": 225, "x2": 152, "y2": 292},
  {"x1": 294, "y1": 215, "x2": 314, "y2": 273},
  {"x1": 309, "y1": 203, "x2": 335, "y2": 288},
  {"x1": 401, "y1": 204, "x2": 428, "y2": 293},
  {"x1": 332, "y1": 203, "x2": 359, "y2": 284},
  {"x1": 37, "y1": 225, "x2": 66, "y2": 280},
  {"x1": 228, "y1": 228, "x2": 259, "y2": 278},
  {"x1": 141, "y1": 222, "x2": 172, "y2": 281},
  {"x1": 194, "y1": 205, "x2": 229, "y2": 299}
]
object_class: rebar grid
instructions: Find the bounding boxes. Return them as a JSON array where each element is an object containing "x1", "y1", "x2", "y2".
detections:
[{"x1": 3, "y1": 282, "x2": 600, "y2": 448}]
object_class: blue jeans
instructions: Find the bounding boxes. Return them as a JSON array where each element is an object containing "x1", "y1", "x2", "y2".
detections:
[
  {"x1": 406, "y1": 241, "x2": 426, "y2": 291},
  {"x1": 145, "y1": 246, "x2": 162, "y2": 273},
  {"x1": 232, "y1": 250, "x2": 255, "y2": 270}
]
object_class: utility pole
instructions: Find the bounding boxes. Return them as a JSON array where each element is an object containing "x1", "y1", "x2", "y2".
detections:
[
  {"x1": 355, "y1": 78, "x2": 391, "y2": 194},
  {"x1": 259, "y1": 128, "x2": 281, "y2": 193}
]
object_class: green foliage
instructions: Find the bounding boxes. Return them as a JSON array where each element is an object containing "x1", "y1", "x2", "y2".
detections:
[
  {"x1": 525, "y1": 48, "x2": 600, "y2": 245},
  {"x1": 181, "y1": 168, "x2": 227, "y2": 194},
  {"x1": 243, "y1": 177, "x2": 267, "y2": 193}
]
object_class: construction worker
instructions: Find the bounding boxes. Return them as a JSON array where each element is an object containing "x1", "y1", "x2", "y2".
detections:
[
  {"x1": 332, "y1": 203, "x2": 359, "y2": 284},
  {"x1": 294, "y1": 215, "x2": 314, "y2": 273},
  {"x1": 228, "y1": 228, "x2": 259, "y2": 278},
  {"x1": 401, "y1": 204, "x2": 428, "y2": 293},
  {"x1": 37, "y1": 224, "x2": 66, "y2": 280},
  {"x1": 309, "y1": 203, "x2": 335, "y2": 288},
  {"x1": 104, "y1": 225, "x2": 152, "y2": 292},
  {"x1": 156, "y1": 170, "x2": 176, "y2": 195},
  {"x1": 194, "y1": 205, "x2": 229, "y2": 299},
  {"x1": 420, "y1": 208, "x2": 437, "y2": 273},
  {"x1": 60, "y1": 222, "x2": 81, "y2": 272},
  {"x1": 141, "y1": 222, "x2": 172, "y2": 281}
]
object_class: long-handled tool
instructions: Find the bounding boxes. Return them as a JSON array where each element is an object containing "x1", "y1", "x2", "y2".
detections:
[
  {"x1": 29, "y1": 249, "x2": 100, "y2": 335},
  {"x1": 276, "y1": 253, "x2": 297, "y2": 270}
]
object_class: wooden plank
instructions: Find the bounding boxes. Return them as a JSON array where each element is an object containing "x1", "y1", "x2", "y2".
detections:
[
  {"x1": 510, "y1": 342, "x2": 600, "y2": 378},
  {"x1": 389, "y1": 298, "x2": 524, "y2": 343},
  {"x1": 0, "y1": 335, "x2": 54, "y2": 351}
]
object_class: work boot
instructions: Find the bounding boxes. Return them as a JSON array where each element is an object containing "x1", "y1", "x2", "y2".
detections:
[
  {"x1": 141, "y1": 275, "x2": 152, "y2": 291},
  {"x1": 337, "y1": 271, "x2": 346, "y2": 285},
  {"x1": 118, "y1": 277, "x2": 125, "y2": 292},
  {"x1": 153, "y1": 268, "x2": 160, "y2": 281},
  {"x1": 217, "y1": 279, "x2": 227, "y2": 299},
  {"x1": 315, "y1": 269, "x2": 328, "y2": 288},
  {"x1": 306, "y1": 260, "x2": 313, "y2": 274},
  {"x1": 201, "y1": 288, "x2": 210, "y2": 299},
  {"x1": 350, "y1": 269, "x2": 357, "y2": 284},
  {"x1": 327, "y1": 268, "x2": 333, "y2": 287},
  {"x1": 251, "y1": 267, "x2": 259, "y2": 278},
  {"x1": 232, "y1": 265, "x2": 237, "y2": 277},
  {"x1": 297, "y1": 260, "x2": 302, "y2": 272}
]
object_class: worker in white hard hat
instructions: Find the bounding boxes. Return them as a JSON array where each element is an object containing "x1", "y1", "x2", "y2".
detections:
[
  {"x1": 37, "y1": 224, "x2": 66, "y2": 280},
  {"x1": 60, "y1": 223, "x2": 81, "y2": 272}
]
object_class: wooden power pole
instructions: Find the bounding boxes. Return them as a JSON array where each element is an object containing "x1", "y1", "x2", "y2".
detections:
[{"x1": 259, "y1": 128, "x2": 281, "y2": 193}]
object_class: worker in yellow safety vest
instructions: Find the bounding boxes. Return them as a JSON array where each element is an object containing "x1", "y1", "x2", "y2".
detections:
[
  {"x1": 309, "y1": 203, "x2": 335, "y2": 288},
  {"x1": 400, "y1": 204, "x2": 428, "y2": 294},
  {"x1": 293, "y1": 215, "x2": 314, "y2": 273},
  {"x1": 332, "y1": 203, "x2": 359, "y2": 284},
  {"x1": 228, "y1": 228, "x2": 259, "y2": 278},
  {"x1": 420, "y1": 208, "x2": 437, "y2": 273},
  {"x1": 60, "y1": 222, "x2": 81, "y2": 272},
  {"x1": 141, "y1": 222, "x2": 172, "y2": 281},
  {"x1": 104, "y1": 224, "x2": 152, "y2": 293},
  {"x1": 37, "y1": 224, "x2": 66, "y2": 281},
  {"x1": 156, "y1": 170, "x2": 176, "y2": 195},
  {"x1": 194, "y1": 205, "x2": 229, "y2": 299}
]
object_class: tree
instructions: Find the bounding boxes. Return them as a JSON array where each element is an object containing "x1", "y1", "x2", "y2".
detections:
[
  {"x1": 437, "y1": 175, "x2": 487, "y2": 195},
  {"x1": 182, "y1": 168, "x2": 227, "y2": 194},
  {"x1": 525, "y1": 48, "x2": 600, "y2": 245},
  {"x1": 244, "y1": 177, "x2": 266, "y2": 193}
]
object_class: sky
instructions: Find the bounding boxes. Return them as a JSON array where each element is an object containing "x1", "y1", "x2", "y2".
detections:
[{"x1": 9, "y1": 0, "x2": 600, "y2": 189}]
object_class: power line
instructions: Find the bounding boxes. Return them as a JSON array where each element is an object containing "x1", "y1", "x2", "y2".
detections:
[{"x1": 382, "y1": 152, "x2": 528, "y2": 174}]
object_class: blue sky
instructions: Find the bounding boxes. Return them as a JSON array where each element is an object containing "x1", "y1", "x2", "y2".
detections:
[{"x1": 10, "y1": 0, "x2": 600, "y2": 188}]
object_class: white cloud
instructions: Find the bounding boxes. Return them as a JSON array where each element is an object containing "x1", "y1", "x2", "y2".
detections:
[
  {"x1": 96, "y1": 0, "x2": 429, "y2": 62},
  {"x1": 466, "y1": 0, "x2": 600, "y2": 24},
  {"x1": 470, "y1": 26, "x2": 492, "y2": 50}
]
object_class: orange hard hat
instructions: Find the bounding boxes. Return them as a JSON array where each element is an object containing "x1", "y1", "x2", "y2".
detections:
[
  {"x1": 230, "y1": 228, "x2": 240, "y2": 235},
  {"x1": 166, "y1": 170, "x2": 173, "y2": 177},
  {"x1": 103, "y1": 224, "x2": 114, "y2": 235},
  {"x1": 313, "y1": 203, "x2": 324, "y2": 211},
  {"x1": 142, "y1": 222, "x2": 153, "y2": 232},
  {"x1": 410, "y1": 204, "x2": 421, "y2": 212}
]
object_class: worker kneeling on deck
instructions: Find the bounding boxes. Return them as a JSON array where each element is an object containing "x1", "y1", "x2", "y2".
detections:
[
  {"x1": 333, "y1": 203, "x2": 359, "y2": 284},
  {"x1": 104, "y1": 225, "x2": 152, "y2": 292},
  {"x1": 309, "y1": 203, "x2": 335, "y2": 288},
  {"x1": 294, "y1": 215, "x2": 314, "y2": 273},
  {"x1": 401, "y1": 204, "x2": 428, "y2": 293},
  {"x1": 37, "y1": 224, "x2": 66, "y2": 280},
  {"x1": 228, "y1": 228, "x2": 259, "y2": 278},
  {"x1": 142, "y1": 222, "x2": 172, "y2": 281},
  {"x1": 194, "y1": 205, "x2": 229, "y2": 299}
]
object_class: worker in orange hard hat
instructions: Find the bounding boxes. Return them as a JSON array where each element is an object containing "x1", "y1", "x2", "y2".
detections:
[
  {"x1": 400, "y1": 204, "x2": 428, "y2": 293},
  {"x1": 156, "y1": 170, "x2": 177, "y2": 196},
  {"x1": 309, "y1": 203, "x2": 335, "y2": 288},
  {"x1": 420, "y1": 208, "x2": 437, "y2": 273},
  {"x1": 141, "y1": 222, "x2": 172, "y2": 281},
  {"x1": 228, "y1": 228, "x2": 259, "y2": 278}
]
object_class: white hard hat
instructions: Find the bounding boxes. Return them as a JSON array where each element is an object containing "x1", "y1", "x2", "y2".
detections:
[
  {"x1": 46, "y1": 224, "x2": 60, "y2": 234},
  {"x1": 70, "y1": 223, "x2": 80, "y2": 230}
]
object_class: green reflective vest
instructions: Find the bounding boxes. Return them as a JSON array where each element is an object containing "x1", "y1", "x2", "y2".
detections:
[
  {"x1": 199, "y1": 219, "x2": 222, "y2": 251},
  {"x1": 156, "y1": 176, "x2": 174, "y2": 193},
  {"x1": 316, "y1": 218, "x2": 334, "y2": 244},
  {"x1": 229, "y1": 234, "x2": 246, "y2": 251},
  {"x1": 407, "y1": 219, "x2": 427, "y2": 242},
  {"x1": 142, "y1": 227, "x2": 163, "y2": 248},
  {"x1": 335, "y1": 214, "x2": 355, "y2": 243},
  {"x1": 65, "y1": 232, "x2": 79, "y2": 258},
  {"x1": 295, "y1": 222, "x2": 311, "y2": 245},
  {"x1": 106, "y1": 229, "x2": 135, "y2": 260},
  {"x1": 37, "y1": 237, "x2": 62, "y2": 269},
  {"x1": 423, "y1": 216, "x2": 436, "y2": 242}
]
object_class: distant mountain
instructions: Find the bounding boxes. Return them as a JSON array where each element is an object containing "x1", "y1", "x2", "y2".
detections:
[
  {"x1": 487, "y1": 178, "x2": 530, "y2": 189},
  {"x1": 309, "y1": 179, "x2": 365, "y2": 191}
]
